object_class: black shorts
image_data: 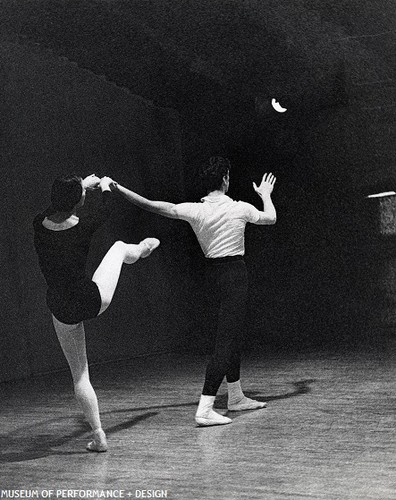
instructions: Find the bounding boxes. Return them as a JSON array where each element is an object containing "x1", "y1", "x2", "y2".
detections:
[{"x1": 47, "y1": 279, "x2": 102, "y2": 325}]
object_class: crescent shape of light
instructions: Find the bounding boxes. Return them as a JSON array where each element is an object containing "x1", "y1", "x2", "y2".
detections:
[{"x1": 271, "y1": 98, "x2": 287, "y2": 113}]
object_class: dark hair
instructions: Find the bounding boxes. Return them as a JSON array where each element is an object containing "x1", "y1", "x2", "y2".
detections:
[
  {"x1": 200, "y1": 156, "x2": 231, "y2": 193},
  {"x1": 51, "y1": 174, "x2": 83, "y2": 212}
]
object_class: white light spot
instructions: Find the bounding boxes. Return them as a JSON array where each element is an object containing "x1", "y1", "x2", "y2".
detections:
[
  {"x1": 367, "y1": 191, "x2": 396, "y2": 198},
  {"x1": 271, "y1": 98, "x2": 287, "y2": 113}
]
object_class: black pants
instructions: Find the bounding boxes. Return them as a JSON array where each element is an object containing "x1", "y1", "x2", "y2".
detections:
[{"x1": 202, "y1": 256, "x2": 248, "y2": 396}]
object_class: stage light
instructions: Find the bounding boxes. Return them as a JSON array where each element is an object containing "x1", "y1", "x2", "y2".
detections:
[{"x1": 367, "y1": 191, "x2": 396, "y2": 198}]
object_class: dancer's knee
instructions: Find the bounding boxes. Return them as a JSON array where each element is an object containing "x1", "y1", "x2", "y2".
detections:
[{"x1": 111, "y1": 240, "x2": 127, "y2": 253}]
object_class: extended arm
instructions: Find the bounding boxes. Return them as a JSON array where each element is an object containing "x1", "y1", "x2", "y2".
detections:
[
  {"x1": 253, "y1": 173, "x2": 277, "y2": 225},
  {"x1": 112, "y1": 183, "x2": 179, "y2": 219}
]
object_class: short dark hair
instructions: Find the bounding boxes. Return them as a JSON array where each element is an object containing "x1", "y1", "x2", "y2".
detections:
[
  {"x1": 51, "y1": 174, "x2": 83, "y2": 212},
  {"x1": 200, "y1": 156, "x2": 231, "y2": 193}
]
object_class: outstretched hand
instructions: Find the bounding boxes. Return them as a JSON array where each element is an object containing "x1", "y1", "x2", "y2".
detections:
[{"x1": 253, "y1": 173, "x2": 276, "y2": 197}]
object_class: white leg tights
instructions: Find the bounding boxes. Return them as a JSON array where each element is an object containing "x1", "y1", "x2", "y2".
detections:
[
  {"x1": 51, "y1": 238, "x2": 159, "y2": 450},
  {"x1": 52, "y1": 315, "x2": 107, "y2": 452},
  {"x1": 93, "y1": 239, "x2": 160, "y2": 315}
]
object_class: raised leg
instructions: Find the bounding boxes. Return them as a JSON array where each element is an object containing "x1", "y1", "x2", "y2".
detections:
[{"x1": 92, "y1": 238, "x2": 160, "y2": 315}]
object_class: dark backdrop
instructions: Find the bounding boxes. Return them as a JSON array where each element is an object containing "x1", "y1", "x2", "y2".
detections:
[
  {"x1": 0, "y1": 1, "x2": 395, "y2": 382},
  {"x1": 0, "y1": 42, "x2": 197, "y2": 382}
]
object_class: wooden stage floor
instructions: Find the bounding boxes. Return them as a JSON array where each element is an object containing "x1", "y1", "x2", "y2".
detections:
[{"x1": 1, "y1": 347, "x2": 395, "y2": 499}]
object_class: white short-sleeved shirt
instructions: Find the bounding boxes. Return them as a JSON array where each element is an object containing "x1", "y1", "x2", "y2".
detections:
[{"x1": 173, "y1": 194, "x2": 260, "y2": 258}]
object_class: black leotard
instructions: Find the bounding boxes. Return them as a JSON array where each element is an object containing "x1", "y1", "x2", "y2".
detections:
[{"x1": 33, "y1": 191, "x2": 111, "y2": 324}]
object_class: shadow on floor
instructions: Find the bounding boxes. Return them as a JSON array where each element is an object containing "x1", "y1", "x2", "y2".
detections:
[
  {"x1": 103, "y1": 379, "x2": 316, "y2": 413},
  {"x1": 215, "y1": 378, "x2": 316, "y2": 409},
  {"x1": 0, "y1": 412, "x2": 157, "y2": 463},
  {"x1": 1, "y1": 379, "x2": 315, "y2": 463}
]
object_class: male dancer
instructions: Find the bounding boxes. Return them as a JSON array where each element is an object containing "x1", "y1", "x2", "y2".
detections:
[{"x1": 112, "y1": 157, "x2": 276, "y2": 426}]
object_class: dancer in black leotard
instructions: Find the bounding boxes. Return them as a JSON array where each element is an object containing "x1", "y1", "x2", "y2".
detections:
[{"x1": 33, "y1": 173, "x2": 159, "y2": 452}]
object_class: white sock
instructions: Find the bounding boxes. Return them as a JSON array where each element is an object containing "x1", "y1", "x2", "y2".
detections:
[
  {"x1": 227, "y1": 380, "x2": 267, "y2": 410},
  {"x1": 227, "y1": 380, "x2": 245, "y2": 405},
  {"x1": 195, "y1": 395, "x2": 232, "y2": 427},
  {"x1": 196, "y1": 395, "x2": 216, "y2": 415}
]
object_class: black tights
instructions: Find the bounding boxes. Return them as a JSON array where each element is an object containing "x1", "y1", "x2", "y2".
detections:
[{"x1": 202, "y1": 257, "x2": 248, "y2": 396}]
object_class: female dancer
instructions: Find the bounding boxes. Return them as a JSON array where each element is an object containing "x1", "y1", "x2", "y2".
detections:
[{"x1": 33, "y1": 173, "x2": 159, "y2": 451}]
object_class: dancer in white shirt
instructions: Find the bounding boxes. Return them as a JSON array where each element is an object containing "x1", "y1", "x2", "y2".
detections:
[{"x1": 112, "y1": 157, "x2": 276, "y2": 426}]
